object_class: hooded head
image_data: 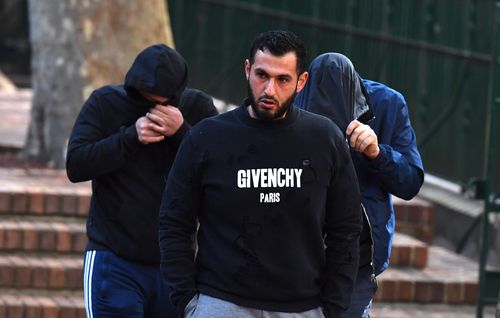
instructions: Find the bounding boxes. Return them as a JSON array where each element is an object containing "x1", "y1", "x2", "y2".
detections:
[
  {"x1": 295, "y1": 53, "x2": 373, "y2": 134},
  {"x1": 124, "y1": 44, "x2": 188, "y2": 107}
]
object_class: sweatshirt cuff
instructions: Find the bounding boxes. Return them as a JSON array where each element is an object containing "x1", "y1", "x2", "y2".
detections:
[
  {"x1": 322, "y1": 304, "x2": 343, "y2": 318},
  {"x1": 178, "y1": 291, "x2": 197, "y2": 318},
  {"x1": 123, "y1": 124, "x2": 143, "y2": 153},
  {"x1": 170, "y1": 121, "x2": 191, "y2": 145},
  {"x1": 367, "y1": 143, "x2": 391, "y2": 166}
]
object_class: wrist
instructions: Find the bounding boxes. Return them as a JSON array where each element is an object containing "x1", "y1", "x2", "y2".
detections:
[{"x1": 365, "y1": 145, "x2": 380, "y2": 159}]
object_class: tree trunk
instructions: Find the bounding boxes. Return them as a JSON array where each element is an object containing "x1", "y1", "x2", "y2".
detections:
[{"x1": 24, "y1": 0, "x2": 175, "y2": 167}]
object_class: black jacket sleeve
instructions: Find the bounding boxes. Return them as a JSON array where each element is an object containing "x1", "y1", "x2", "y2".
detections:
[
  {"x1": 168, "y1": 88, "x2": 219, "y2": 149},
  {"x1": 66, "y1": 92, "x2": 143, "y2": 183},
  {"x1": 180, "y1": 88, "x2": 219, "y2": 127},
  {"x1": 321, "y1": 135, "x2": 362, "y2": 318},
  {"x1": 158, "y1": 131, "x2": 201, "y2": 317}
]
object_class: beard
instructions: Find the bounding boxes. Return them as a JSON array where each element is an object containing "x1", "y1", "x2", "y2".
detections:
[{"x1": 247, "y1": 81, "x2": 297, "y2": 121}]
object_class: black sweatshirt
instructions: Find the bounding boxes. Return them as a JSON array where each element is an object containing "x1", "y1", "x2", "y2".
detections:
[
  {"x1": 159, "y1": 101, "x2": 362, "y2": 318},
  {"x1": 66, "y1": 44, "x2": 218, "y2": 264}
]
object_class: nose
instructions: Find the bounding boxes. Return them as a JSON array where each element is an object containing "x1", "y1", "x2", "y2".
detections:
[{"x1": 264, "y1": 79, "x2": 276, "y2": 96}]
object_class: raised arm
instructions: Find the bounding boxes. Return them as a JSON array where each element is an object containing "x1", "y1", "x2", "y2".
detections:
[
  {"x1": 66, "y1": 92, "x2": 145, "y2": 182},
  {"x1": 346, "y1": 97, "x2": 423, "y2": 200}
]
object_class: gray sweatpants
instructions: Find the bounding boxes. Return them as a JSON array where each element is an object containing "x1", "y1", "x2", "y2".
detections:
[{"x1": 184, "y1": 294, "x2": 325, "y2": 318}]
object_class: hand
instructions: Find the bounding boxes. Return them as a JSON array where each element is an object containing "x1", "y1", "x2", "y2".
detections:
[
  {"x1": 346, "y1": 120, "x2": 380, "y2": 159},
  {"x1": 135, "y1": 116, "x2": 165, "y2": 144},
  {"x1": 146, "y1": 105, "x2": 184, "y2": 137}
]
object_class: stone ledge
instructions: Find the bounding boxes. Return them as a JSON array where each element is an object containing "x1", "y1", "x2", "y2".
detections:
[
  {"x1": 394, "y1": 196, "x2": 435, "y2": 243},
  {"x1": 0, "y1": 255, "x2": 82, "y2": 290},
  {"x1": 0, "y1": 220, "x2": 86, "y2": 254},
  {"x1": 0, "y1": 291, "x2": 85, "y2": 318},
  {"x1": 391, "y1": 232, "x2": 428, "y2": 269},
  {"x1": 375, "y1": 246, "x2": 478, "y2": 305}
]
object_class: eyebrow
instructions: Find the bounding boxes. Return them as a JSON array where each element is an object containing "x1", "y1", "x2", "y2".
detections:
[
  {"x1": 254, "y1": 67, "x2": 292, "y2": 80},
  {"x1": 277, "y1": 74, "x2": 292, "y2": 80}
]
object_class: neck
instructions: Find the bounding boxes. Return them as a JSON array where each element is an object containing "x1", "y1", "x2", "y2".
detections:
[{"x1": 246, "y1": 105, "x2": 288, "y2": 121}]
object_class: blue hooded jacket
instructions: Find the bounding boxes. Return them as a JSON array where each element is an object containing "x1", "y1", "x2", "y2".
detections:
[
  {"x1": 296, "y1": 53, "x2": 424, "y2": 275},
  {"x1": 355, "y1": 79, "x2": 424, "y2": 274}
]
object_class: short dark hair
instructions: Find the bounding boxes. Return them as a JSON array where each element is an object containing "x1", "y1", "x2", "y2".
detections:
[{"x1": 248, "y1": 30, "x2": 307, "y2": 75}]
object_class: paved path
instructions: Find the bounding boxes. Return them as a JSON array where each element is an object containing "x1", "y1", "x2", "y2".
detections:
[{"x1": 372, "y1": 302, "x2": 496, "y2": 317}]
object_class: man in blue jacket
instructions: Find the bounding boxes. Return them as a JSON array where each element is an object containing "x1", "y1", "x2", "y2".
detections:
[
  {"x1": 66, "y1": 44, "x2": 218, "y2": 317},
  {"x1": 295, "y1": 53, "x2": 424, "y2": 318}
]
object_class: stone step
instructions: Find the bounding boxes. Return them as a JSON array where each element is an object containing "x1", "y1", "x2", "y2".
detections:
[
  {"x1": 372, "y1": 302, "x2": 496, "y2": 318},
  {"x1": 390, "y1": 232, "x2": 428, "y2": 269},
  {"x1": 0, "y1": 169, "x2": 434, "y2": 222},
  {"x1": 375, "y1": 246, "x2": 478, "y2": 305},
  {"x1": 0, "y1": 290, "x2": 85, "y2": 318},
  {"x1": 0, "y1": 219, "x2": 86, "y2": 254},
  {"x1": 0, "y1": 190, "x2": 90, "y2": 218},
  {"x1": 394, "y1": 196, "x2": 434, "y2": 243},
  {"x1": 0, "y1": 255, "x2": 82, "y2": 290},
  {"x1": 0, "y1": 168, "x2": 90, "y2": 218}
]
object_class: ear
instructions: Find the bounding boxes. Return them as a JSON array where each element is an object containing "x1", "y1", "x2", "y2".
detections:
[
  {"x1": 296, "y1": 72, "x2": 309, "y2": 93},
  {"x1": 245, "y1": 59, "x2": 251, "y2": 80}
]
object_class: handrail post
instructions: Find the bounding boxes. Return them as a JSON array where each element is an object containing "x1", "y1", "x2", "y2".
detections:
[{"x1": 476, "y1": 2, "x2": 500, "y2": 317}]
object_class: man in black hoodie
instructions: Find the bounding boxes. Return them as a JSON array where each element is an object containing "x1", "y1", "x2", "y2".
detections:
[{"x1": 66, "y1": 44, "x2": 218, "y2": 317}]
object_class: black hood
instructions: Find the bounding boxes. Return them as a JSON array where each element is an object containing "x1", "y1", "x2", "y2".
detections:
[
  {"x1": 124, "y1": 44, "x2": 188, "y2": 107},
  {"x1": 295, "y1": 53, "x2": 373, "y2": 134}
]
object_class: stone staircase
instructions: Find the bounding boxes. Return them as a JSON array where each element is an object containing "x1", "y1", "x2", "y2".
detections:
[
  {"x1": 371, "y1": 198, "x2": 494, "y2": 317},
  {"x1": 1, "y1": 87, "x2": 495, "y2": 317},
  {"x1": 0, "y1": 168, "x2": 89, "y2": 317},
  {"x1": 377, "y1": 197, "x2": 479, "y2": 304},
  {"x1": 0, "y1": 167, "x2": 493, "y2": 317}
]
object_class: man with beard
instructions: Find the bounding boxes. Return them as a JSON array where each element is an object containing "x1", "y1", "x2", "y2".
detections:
[{"x1": 158, "y1": 31, "x2": 363, "y2": 318}]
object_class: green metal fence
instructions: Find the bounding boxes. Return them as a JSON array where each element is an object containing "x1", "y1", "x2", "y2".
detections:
[{"x1": 168, "y1": 0, "x2": 500, "y2": 192}]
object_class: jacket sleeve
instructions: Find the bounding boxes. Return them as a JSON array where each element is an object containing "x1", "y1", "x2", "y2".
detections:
[
  {"x1": 180, "y1": 88, "x2": 219, "y2": 127},
  {"x1": 158, "y1": 131, "x2": 200, "y2": 317},
  {"x1": 367, "y1": 97, "x2": 424, "y2": 200},
  {"x1": 168, "y1": 88, "x2": 219, "y2": 149},
  {"x1": 66, "y1": 92, "x2": 143, "y2": 182},
  {"x1": 321, "y1": 135, "x2": 362, "y2": 318},
  {"x1": 169, "y1": 121, "x2": 191, "y2": 147}
]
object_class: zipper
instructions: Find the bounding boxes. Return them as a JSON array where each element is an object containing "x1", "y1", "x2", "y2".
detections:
[{"x1": 361, "y1": 203, "x2": 377, "y2": 284}]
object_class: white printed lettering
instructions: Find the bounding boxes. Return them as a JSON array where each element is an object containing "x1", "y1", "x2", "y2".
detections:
[
  {"x1": 237, "y1": 168, "x2": 302, "y2": 189},
  {"x1": 251, "y1": 169, "x2": 260, "y2": 188},
  {"x1": 294, "y1": 169, "x2": 302, "y2": 188},
  {"x1": 260, "y1": 192, "x2": 281, "y2": 203},
  {"x1": 237, "y1": 170, "x2": 246, "y2": 188}
]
